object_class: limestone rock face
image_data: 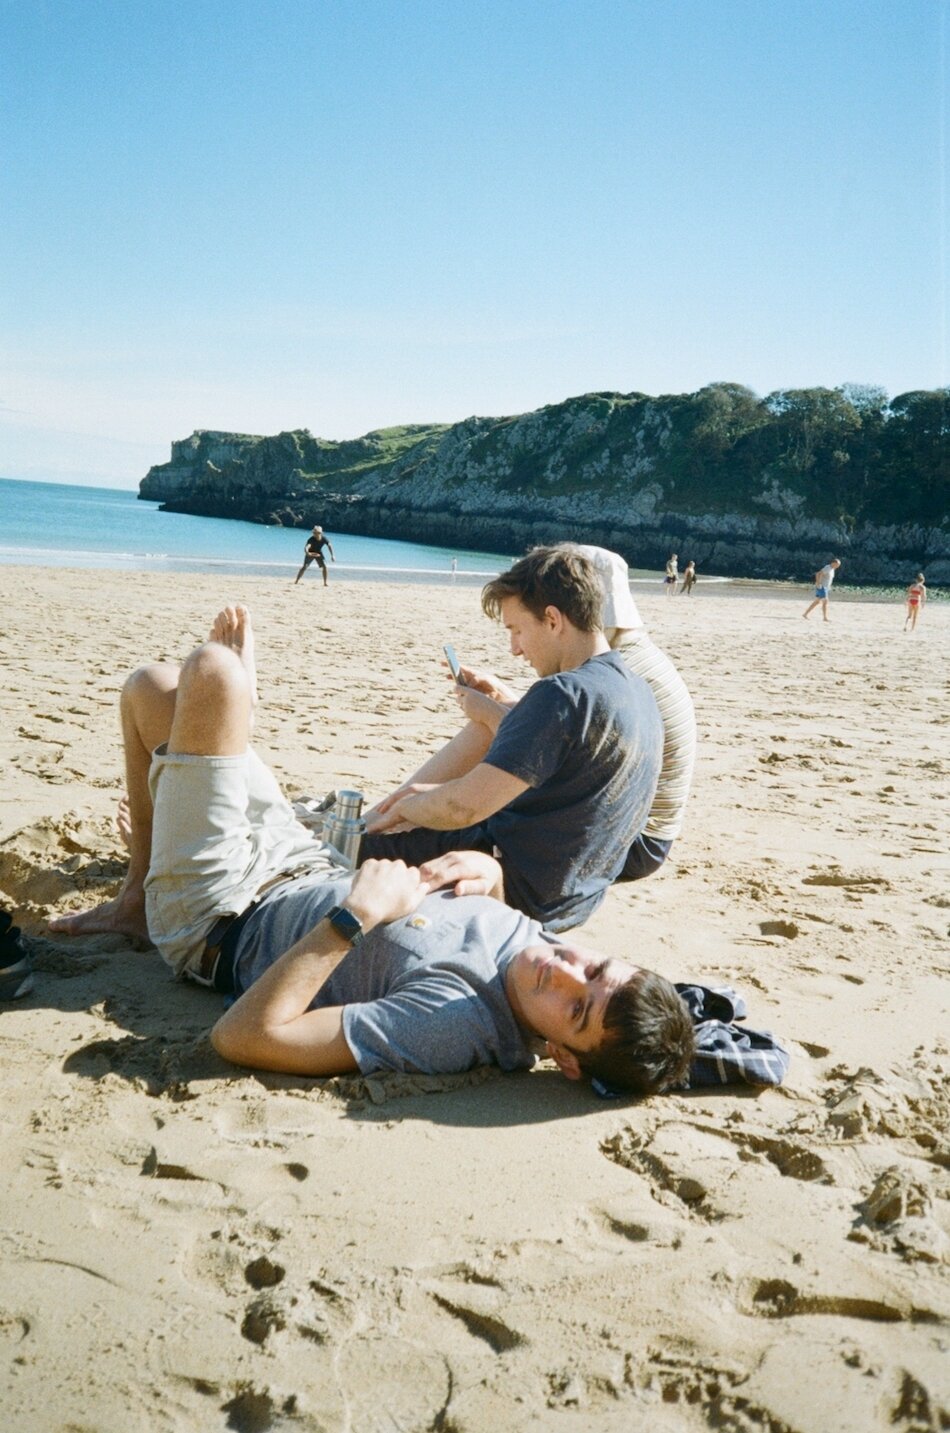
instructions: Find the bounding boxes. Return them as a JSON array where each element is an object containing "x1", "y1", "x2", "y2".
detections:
[{"x1": 138, "y1": 390, "x2": 950, "y2": 583}]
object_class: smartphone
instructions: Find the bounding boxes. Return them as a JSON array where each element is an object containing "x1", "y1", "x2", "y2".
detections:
[{"x1": 443, "y1": 643, "x2": 465, "y2": 685}]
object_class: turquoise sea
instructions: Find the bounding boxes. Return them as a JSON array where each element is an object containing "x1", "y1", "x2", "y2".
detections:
[
  {"x1": 0, "y1": 476, "x2": 686, "y2": 588},
  {"x1": 0, "y1": 477, "x2": 516, "y2": 585},
  {"x1": 2, "y1": 478, "x2": 911, "y2": 601}
]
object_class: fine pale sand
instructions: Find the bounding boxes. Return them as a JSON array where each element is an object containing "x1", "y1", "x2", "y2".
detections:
[{"x1": 0, "y1": 565, "x2": 948, "y2": 1433}]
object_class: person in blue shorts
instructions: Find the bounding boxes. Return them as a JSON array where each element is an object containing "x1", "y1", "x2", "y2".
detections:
[
  {"x1": 802, "y1": 558, "x2": 841, "y2": 622},
  {"x1": 360, "y1": 545, "x2": 663, "y2": 931},
  {"x1": 50, "y1": 605, "x2": 694, "y2": 1096}
]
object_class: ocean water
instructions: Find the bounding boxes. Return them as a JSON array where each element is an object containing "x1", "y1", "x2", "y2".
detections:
[
  {"x1": 0, "y1": 477, "x2": 515, "y2": 584},
  {"x1": 5, "y1": 477, "x2": 897, "y2": 600}
]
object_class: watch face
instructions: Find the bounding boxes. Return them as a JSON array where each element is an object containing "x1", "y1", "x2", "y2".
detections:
[{"x1": 328, "y1": 906, "x2": 362, "y2": 944}]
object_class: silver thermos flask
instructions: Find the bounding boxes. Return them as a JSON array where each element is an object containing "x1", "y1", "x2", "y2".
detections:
[{"x1": 323, "y1": 789, "x2": 366, "y2": 870}]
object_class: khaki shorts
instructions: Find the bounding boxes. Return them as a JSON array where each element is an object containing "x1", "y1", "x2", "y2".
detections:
[{"x1": 145, "y1": 745, "x2": 337, "y2": 979}]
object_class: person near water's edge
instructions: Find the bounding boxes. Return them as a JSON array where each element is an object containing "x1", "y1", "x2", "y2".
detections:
[
  {"x1": 802, "y1": 558, "x2": 841, "y2": 622},
  {"x1": 904, "y1": 574, "x2": 926, "y2": 632},
  {"x1": 48, "y1": 605, "x2": 694, "y2": 1095},
  {"x1": 295, "y1": 526, "x2": 335, "y2": 586}
]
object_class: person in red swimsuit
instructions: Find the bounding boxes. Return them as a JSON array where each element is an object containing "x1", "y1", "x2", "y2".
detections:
[{"x1": 904, "y1": 574, "x2": 926, "y2": 632}]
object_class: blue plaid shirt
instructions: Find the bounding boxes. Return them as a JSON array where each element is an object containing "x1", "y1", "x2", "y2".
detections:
[{"x1": 593, "y1": 982, "x2": 790, "y2": 1098}]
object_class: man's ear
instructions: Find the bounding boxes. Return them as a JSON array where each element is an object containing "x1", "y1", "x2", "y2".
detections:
[
  {"x1": 542, "y1": 605, "x2": 564, "y2": 634},
  {"x1": 546, "y1": 1041, "x2": 583, "y2": 1081}
]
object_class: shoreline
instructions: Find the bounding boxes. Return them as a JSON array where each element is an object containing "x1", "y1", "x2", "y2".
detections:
[{"x1": 0, "y1": 550, "x2": 938, "y2": 603}]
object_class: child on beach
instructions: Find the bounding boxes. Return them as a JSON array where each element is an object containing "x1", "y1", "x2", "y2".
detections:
[
  {"x1": 664, "y1": 553, "x2": 678, "y2": 597},
  {"x1": 904, "y1": 574, "x2": 926, "y2": 632}
]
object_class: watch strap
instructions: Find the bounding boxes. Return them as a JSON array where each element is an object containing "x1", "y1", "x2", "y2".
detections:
[{"x1": 326, "y1": 904, "x2": 363, "y2": 945}]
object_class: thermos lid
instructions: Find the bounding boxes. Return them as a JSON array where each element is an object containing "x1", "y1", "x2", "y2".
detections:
[{"x1": 334, "y1": 789, "x2": 364, "y2": 819}]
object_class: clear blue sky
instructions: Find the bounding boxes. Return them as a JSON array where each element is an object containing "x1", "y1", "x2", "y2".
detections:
[{"x1": 1, "y1": 0, "x2": 946, "y2": 487}]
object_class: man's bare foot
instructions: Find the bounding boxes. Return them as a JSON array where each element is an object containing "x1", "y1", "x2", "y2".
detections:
[
  {"x1": 49, "y1": 881, "x2": 149, "y2": 943},
  {"x1": 209, "y1": 604, "x2": 258, "y2": 712},
  {"x1": 116, "y1": 795, "x2": 132, "y2": 851}
]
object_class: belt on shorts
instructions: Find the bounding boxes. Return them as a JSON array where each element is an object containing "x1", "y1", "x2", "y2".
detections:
[
  {"x1": 195, "y1": 870, "x2": 301, "y2": 993},
  {"x1": 197, "y1": 907, "x2": 254, "y2": 993}
]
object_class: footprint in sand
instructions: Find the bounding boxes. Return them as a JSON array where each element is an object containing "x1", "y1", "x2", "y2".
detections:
[
  {"x1": 802, "y1": 867, "x2": 891, "y2": 891},
  {"x1": 737, "y1": 1276, "x2": 935, "y2": 1325},
  {"x1": 634, "y1": 1350, "x2": 797, "y2": 1431},
  {"x1": 850, "y1": 1167, "x2": 947, "y2": 1265},
  {"x1": 600, "y1": 1129, "x2": 716, "y2": 1220},
  {"x1": 759, "y1": 918, "x2": 800, "y2": 939}
]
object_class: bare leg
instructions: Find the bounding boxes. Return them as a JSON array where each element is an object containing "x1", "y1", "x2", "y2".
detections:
[
  {"x1": 50, "y1": 605, "x2": 257, "y2": 940},
  {"x1": 209, "y1": 603, "x2": 257, "y2": 721},
  {"x1": 49, "y1": 662, "x2": 180, "y2": 939},
  {"x1": 294, "y1": 562, "x2": 307, "y2": 584},
  {"x1": 803, "y1": 598, "x2": 820, "y2": 619},
  {"x1": 405, "y1": 720, "x2": 493, "y2": 786},
  {"x1": 168, "y1": 632, "x2": 253, "y2": 758}
]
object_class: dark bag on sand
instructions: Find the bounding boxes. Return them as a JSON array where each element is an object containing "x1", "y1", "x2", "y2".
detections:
[{"x1": 0, "y1": 907, "x2": 34, "y2": 1000}]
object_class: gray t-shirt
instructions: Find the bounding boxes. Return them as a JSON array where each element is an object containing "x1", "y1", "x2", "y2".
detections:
[
  {"x1": 483, "y1": 651, "x2": 663, "y2": 927},
  {"x1": 232, "y1": 874, "x2": 543, "y2": 1076}
]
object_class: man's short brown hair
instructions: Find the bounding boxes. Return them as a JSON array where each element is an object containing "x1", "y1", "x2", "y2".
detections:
[
  {"x1": 481, "y1": 544, "x2": 606, "y2": 632},
  {"x1": 574, "y1": 969, "x2": 694, "y2": 1097}
]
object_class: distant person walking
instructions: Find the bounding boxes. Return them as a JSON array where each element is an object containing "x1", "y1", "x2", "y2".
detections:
[
  {"x1": 679, "y1": 561, "x2": 697, "y2": 596},
  {"x1": 802, "y1": 558, "x2": 841, "y2": 622},
  {"x1": 904, "y1": 573, "x2": 926, "y2": 632},
  {"x1": 664, "y1": 553, "x2": 678, "y2": 598},
  {"x1": 294, "y1": 526, "x2": 335, "y2": 587}
]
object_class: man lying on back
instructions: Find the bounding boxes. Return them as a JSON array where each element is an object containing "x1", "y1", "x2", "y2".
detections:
[{"x1": 50, "y1": 606, "x2": 692, "y2": 1094}]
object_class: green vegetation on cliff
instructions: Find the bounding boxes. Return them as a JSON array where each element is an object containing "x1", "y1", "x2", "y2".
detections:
[
  {"x1": 141, "y1": 384, "x2": 948, "y2": 532},
  {"x1": 139, "y1": 383, "x2": 949, "y2": 583}
]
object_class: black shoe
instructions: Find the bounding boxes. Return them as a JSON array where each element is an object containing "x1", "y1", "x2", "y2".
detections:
[{"x1": 0, "y1": 909, "x2": 33, "y2": 1000}]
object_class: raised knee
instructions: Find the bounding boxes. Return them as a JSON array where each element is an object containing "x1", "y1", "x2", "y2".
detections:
[
  {"x1": 122, "y1": 662, "x2": 180, "y2": 709},
  {"x1": 179, "y1": 642, "x2": 248, "y2": 699}
]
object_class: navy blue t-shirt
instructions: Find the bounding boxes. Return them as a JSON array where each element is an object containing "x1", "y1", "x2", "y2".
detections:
[{"x1": 483, "y1": 651, "x2": 662, "y2": 928}]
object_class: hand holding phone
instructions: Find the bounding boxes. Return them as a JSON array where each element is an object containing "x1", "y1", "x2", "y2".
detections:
[{"x1": 443, "y1": 643, "x2": 466, "y2": 685}]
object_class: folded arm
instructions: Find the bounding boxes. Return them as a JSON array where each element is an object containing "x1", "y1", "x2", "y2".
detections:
[
  {"x1": 210, "y1": 860, "x2": 429, "y2": 1075},
  {"x1": 368, "y1": 762, "x2": 528, "y2": 834}
]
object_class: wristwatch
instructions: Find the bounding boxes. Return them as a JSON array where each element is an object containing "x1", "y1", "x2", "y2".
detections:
[{"x1": 326, "y1": 905, "x2": 363, "y2": 946}]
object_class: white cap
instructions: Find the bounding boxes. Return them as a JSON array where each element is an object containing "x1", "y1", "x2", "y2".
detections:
[{"x1": 576, "y1": 545, "x2": 643, "y2": 631}]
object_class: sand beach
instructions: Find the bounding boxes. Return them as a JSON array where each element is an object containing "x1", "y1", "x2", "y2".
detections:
[{"x1": 0, "y1": 565, "x2": 947, "y2": 1432}]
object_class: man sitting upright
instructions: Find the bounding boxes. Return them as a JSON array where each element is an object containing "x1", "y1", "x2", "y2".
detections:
[
  {"x1": 49, "y1": 606, "x2": 693, "y2": 1095},
  {"x1": 362, "y1": 545, "x2": 663, "y2": 931}
]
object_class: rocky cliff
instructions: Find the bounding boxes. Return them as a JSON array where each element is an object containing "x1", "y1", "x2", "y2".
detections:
[{"x1": 139, "y1": 386, "x2": 950, "y2": 583}]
